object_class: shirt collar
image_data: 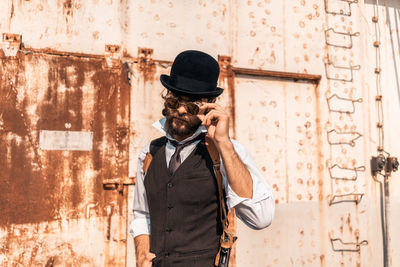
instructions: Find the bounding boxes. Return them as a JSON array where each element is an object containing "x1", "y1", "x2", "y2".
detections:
[{"x1": 152, "y1": 117, "x2": 207, "y2": 144}]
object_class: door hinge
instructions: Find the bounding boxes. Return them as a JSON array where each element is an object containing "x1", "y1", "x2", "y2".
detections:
[
  {"x1": 2, "y1": 33, "x2": 21, "y2": 57},
  {"x1": 105, "y1": 44, "x2": 121, "y2": 68}
]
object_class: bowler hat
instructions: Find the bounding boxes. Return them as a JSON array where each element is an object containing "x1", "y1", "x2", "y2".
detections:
[{"x1": 160, "y1": 50, "x2": 224, "y2": 98}]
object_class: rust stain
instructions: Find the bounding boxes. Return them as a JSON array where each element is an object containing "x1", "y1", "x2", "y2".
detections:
[
  {"x1": 62, "y1": 0, "x2": 73, "y2": 17},
  {"x1": 0, "y1": 51, "x2": 130, "y2": 228},
  {"x1": 218, "y1": 55, "x2": 236, "y2": 139},
  {"x1": 137, "y1": 48, "x2": 156, "y2": 83},
  {"x1": 9, "y1": 1, "x2": 15, "y2": 24}
]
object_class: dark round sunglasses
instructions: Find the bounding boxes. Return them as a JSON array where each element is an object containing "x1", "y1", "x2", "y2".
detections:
[{"x1": 164, "y1": 96, "x2": 202, "y2": 115}]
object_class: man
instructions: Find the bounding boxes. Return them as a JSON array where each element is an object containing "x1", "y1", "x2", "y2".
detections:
[{"x1": 130, "y1": 50, "x2": 274, "y2": 267}]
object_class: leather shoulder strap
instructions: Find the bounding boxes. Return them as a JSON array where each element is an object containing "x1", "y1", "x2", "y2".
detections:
[
  {"x1": 205, "y1": 135, "x2": 228, "y2": 225},
  {"x1": 143, "y1": 136, "x2": 167, "y2": 174},
  {"x1": 205, "y1": 134, "x2": 237, "y2": 265}
]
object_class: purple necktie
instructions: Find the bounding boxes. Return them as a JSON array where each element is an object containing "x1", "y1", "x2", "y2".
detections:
[{"x1": 168, "y1": 136, "x2": 202, "y2": 175}]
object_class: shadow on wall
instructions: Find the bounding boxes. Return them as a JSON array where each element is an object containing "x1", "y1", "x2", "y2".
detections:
[{"x1": 365, "y1": 0, "x2": 400, "y2": 105}]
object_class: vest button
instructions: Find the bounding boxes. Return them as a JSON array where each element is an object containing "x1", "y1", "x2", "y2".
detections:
[
  {"x1": 167, "y1": 182, "x2": 173, "y2": 188},
  {"x1": 168, "y1": 205, "x2": 173, "y2": 210},
  {"x1": 165, "y1": 252, "x2": 170, "y2": 257},
  {"x1": 166, "y1": 228, "x2": 172, "y2": 233}
]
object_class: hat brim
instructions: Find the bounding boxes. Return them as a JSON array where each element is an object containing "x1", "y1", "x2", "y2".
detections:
[{"x1": 160, "y1": 74, "x2": 223, "y2": 98}]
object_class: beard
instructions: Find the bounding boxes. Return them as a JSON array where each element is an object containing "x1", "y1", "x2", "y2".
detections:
[{"x1": 164, "y1": 108, "x2": 202, "y2": 137}]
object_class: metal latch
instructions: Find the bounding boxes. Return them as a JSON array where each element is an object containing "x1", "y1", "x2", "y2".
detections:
[
  {"x1": 103, "y1": 177, "x2": 136, "y2": 193},
  {"x1": 2, "y1": 33, "x2": 21, "y2": 57}
]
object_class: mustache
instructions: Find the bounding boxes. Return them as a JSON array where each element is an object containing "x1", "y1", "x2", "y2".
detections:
[
  {"x1": 167, "y1": 111, "x2": 190, "y2": 122},
  {"x1": 172, "y1": 116, "x2": 189, "y2": 122}
]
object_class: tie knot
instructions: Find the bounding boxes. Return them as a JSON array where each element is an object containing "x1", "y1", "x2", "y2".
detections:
[
  {"x1": 168, "y1": 134, "x2": 204, "y2": 149},
  {"x1": 167, "y1": 134, "x2": 203, "y2": 175}
]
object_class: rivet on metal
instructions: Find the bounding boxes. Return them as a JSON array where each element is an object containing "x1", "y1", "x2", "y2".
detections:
[
  {"x1": 375, "y1": 68, "x2": 381, "y2": 74},
  {"x1": 375, "y1": 95, "x2": 382, "y2": 101},
  {"x1": 372, "y1": 16, "x2": 378, "y2": 23},
  {"x1": 377, "y1": 122, "x2": 383, "y2": 128},
  {"x1": 373, "y1": 41, "x2": 380, "y2": 47}
]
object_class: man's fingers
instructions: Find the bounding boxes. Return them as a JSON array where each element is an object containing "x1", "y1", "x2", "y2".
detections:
[
  {"x1": 196, "y1": 114, "x2": 206, "y2": 121},
  {"x1": 199, "y1": 102, "x2": 223, "y2": 112},
  {"x1": 202, "y1": 110, "x2": 223, "y2": 126}
]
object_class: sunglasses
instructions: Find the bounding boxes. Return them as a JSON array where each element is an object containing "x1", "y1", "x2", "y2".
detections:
[{"x1": 164, "y1": 96, "x2": 203, "y2": 115}]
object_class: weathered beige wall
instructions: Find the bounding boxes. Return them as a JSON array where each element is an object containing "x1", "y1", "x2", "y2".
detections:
[{"x1": 1, "y1": 0, "x2": 399, "y2": 266}]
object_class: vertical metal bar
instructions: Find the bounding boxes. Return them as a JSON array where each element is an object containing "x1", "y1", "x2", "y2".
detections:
[
  {"x1": 384, "y1": 176, "x2": 390, "y2": 267},
  {"x1": 377, "y1": 179, "x2": 387, "y2": 267}
]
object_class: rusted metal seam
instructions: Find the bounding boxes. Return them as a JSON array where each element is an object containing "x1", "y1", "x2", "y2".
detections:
[
  {"x1": 20, "y1": 47, "x2": 105, "y2": 59},
  {"x1": 19, "y1": 48, "x2": 173, "y2": 65},
  {"x1": 17, "y1": 49, "x2": 322, "y2": 85},
  {"x1": 231, "y1": 67, "x2": 321, "y2": 82}
]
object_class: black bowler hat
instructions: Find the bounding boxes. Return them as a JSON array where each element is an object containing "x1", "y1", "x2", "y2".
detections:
[{"x1": 160, "y1": 50, "x2": 224, "y2": 98}]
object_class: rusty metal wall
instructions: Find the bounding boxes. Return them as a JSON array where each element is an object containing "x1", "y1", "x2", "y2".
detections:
[
  {"x1": 1, "y1": 1, "x2": 400, "y2": 267},
  {"x1": 0, "y1": 50, "x2": 131, "y2": 265}
]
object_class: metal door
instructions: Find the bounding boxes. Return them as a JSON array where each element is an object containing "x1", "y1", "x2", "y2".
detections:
[
  {"x1": 231, "y1": 74, "x2": 378, "y2": 267},
  {"x1": 0, "y1": 50, "x2": 131, "y2": 266}
]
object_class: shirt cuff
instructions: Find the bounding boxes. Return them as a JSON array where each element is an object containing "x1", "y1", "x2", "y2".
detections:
[
  {"x1": 225, "y1": 175, "x2": 272, "y2": 210},
  {"x1": 130, "y1": 214, "x2": 151, "y2": 238}
]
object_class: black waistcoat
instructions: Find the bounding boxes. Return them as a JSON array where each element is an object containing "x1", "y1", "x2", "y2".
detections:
[{"x1": 144, "y1": 136, "x2": 222, "y2": 266}]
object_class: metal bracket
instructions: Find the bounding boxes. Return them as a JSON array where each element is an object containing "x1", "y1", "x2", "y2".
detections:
[
  {"x1": 218, "y1": 55, "x2": 233, "y2": 77},
  {"x1": 371, "y1": 155, "x2": 399, "y2": 176},
  {"x1": 325, "y1": 60, "x2": 360, "y2": 82},
  {"x1": 103, "y1": 177, "x2": 136, "y2": 194},
  {"x1": 327, "y1": 129, "x2": 362, "y2": 146},
  {"x1": 325, "y1": 28, "x2": 360, "y2": 49},
  {"x1": 2, "y1": 33, "x2": 21, "y2": 57},
  {"x1": 330, "y1": 237, "x2": 368, "y2": 252},
  {"x1": 137, "y1": 47, "x2": 154, "y2": 71},
  {"x1": 327, "y1": 94, "x2": 362, "y2": 114},
  {"x1": 324, "y1": 0, "x2": 358, "y2": 17},
  {"x1": 386, "y1": 157, "x2": 399, "y2": 173},
  {"x1": 328, "y1": 193, "x2": 364, "y2": 205},
  {"x1": 105, "y1": 44, "x2": 121, "y2": 68},
  {"x1": 329, "y1": 164, "x2": 365, "y2": 180}
]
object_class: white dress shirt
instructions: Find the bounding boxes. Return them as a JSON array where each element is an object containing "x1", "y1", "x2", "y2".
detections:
[{"x1": 130, "y1": 118, "x2": 275, "y2": 238}]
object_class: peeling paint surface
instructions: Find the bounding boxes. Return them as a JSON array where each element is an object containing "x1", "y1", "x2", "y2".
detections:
[{"x1": 0, "y1": 52, "x2": 130, "y2": 266}]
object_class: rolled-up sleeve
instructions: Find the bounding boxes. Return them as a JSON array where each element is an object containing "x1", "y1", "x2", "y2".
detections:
[
  {"x1": 129, "y1": 144, "x2": 152, "y2": 238},
  {"x1": 221, "y1": 139, "x2": 275, "y2": 230}
]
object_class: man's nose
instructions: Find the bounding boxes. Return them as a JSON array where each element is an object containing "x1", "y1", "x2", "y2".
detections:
[{"x1": 176, "y1": 104, "x2": 188, "y2": 115}]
